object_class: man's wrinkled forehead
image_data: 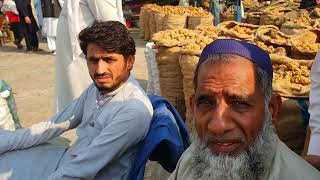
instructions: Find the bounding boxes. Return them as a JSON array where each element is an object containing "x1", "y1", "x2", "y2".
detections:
[{"x1": 198, "y1": 39, "x2": 273, "y2": 79}]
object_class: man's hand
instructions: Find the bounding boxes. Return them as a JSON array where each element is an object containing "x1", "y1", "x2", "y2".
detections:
[
  {"x1": 24, "y1": 16, "x2": 31, "y2": 24},
  {"x1": 303, "y1": 155, "x2": 320, "y2": 171}
]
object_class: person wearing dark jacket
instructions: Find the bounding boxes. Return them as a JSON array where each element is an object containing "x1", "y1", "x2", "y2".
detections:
[{"x1": 15, "y1": 0, "x2": 39, "y2": 53}]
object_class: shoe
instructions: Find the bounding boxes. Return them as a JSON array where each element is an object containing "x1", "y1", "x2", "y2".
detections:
[
  {"x1": 51, "y1": 50, "x2": 56, "y2": 55},
  {"x1": 32, "y1": 48, "x2": 43, "y2": 52},
  {"x1": 14, "y1": 41, "x2": 23, "y2": 49}
]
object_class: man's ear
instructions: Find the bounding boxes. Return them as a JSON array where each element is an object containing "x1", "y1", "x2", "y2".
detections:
[
  {"x1": 268, "y1": 93, "x2": 282, "y2": 126},
  {"x1": 127, "y1": 55, "x2": 135, "y2": 70}
]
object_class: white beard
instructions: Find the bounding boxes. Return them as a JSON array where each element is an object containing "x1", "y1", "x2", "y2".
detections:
[{"x1": 189, "y1": 108, "x2": 277, "y2": 180}]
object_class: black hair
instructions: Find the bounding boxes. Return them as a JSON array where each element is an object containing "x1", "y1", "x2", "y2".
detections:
[{"x1": 79, "y1": 21, "x2": 136, "y2": 58}]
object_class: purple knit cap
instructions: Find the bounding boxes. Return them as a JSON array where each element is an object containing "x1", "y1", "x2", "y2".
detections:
[{"x1": 198, "y1": 39, "x2": 273, "y2": 79}]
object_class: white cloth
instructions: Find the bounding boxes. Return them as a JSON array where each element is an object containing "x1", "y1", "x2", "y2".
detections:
[
  {"x1": 55, "y1": 0, "x2": 125, "y2": 112},
  {"x1": 42, "y1": 18, "x2": 59, "y2": 37},
  {"x1": 0, "y1": 76, "x2": 153, "y2": 180},
  {"x1": 169, "y1": 137, "x2": 320, "y2": 180},
  {"x1": 46, "y1": 36, "x2": 56, "y2": 51},
  {"x1": 308, "y1": 50, "x2": 320, "y2": 156}
]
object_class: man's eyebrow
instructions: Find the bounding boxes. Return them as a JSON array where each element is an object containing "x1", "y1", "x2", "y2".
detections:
[{"x1": 225, "y1": 92, "x2": 252, "y2": 101}]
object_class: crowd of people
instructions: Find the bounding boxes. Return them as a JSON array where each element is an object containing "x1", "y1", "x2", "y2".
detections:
[{"x1": 1, "y1": 0, "x2": 320, "y2": 179}]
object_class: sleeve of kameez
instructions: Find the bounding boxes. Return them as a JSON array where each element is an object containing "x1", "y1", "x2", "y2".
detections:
[
  {"x1": 308, "y1": 51, "x2": 320, "y2": 156},
  {"x1": 46, "y1": 102, "x2": 152, "y2": 180},
  {"x1": 87, "y1": 0, "x2": 124, "y2": 23},
  {"x1": 0, "y1": 88, "x2": 89, "y2": 155}
]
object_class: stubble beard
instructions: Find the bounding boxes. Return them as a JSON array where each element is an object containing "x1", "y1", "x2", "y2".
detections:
[
  {"x1": 189, "y1": 107, "x2": 277, "y2": 180},
  {"x1": 92, "y1": 66, "x2": 130, "y2": 94}
]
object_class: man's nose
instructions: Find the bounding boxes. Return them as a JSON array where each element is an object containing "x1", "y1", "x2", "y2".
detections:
[
  {"x1": 207, "y1": 102, "x2": 234, "y2": 135},
  {"x1": 96, "y1": 59, "x2": 107, "y2": 74}
]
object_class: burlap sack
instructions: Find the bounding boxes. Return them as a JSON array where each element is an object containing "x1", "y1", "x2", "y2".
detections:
[
  {"x1": 291, "y1": 30, "x2": 319, "y2": 60},
  {"x1": 280, "y1": 23, "x2": 310, "y2": 36},
  {"x1": 139, "y1": 8, "x2": 146, "y2": 38},
  {"x1": 260, "y1": 6, "x2": 292, "y2": 27},
  {"x1": 187, "y1": 14, "x2": 214, "y2": 30},
  {"x1": 276, "y1": 97, "x2": 309, "y2": 154},
  {"x1": 280, "y1": 10, "x2": 312, "y2": 36},
  {"x1": 245, "y1": 12, "x2": 262, "y2": 25},
  {"x1": 163, "y1": 13, "x2": 187, "y2": 30},
  {"x1": 271, "y1": 54, "x2": 313, "y2": 98},
  {"x1": 152, "y1": 29, "x2": 200, "y2": 48},
  {"x1": 156, "y1": 46, "x2": 185, "y2": 118},
  {"x1": 270, "y1": 0, "x2": 289, "y2": 7},
  {"x1": 218, "y1": 21, "x2": 259, "y2": 42},
  {"x1": 256, "y1": 25, "x2": 291, "y2": 46},
  {"x1": 154, "y1": 12, "x2": 166, "y2": 32},
  {"x1": 143, "y1": 10, "x2": 151, "y2": 40},
  {"x1": 148, "y1": 11, "x2": 157, "y2": 39},
  {"x1": 310, "y1": 8, "x2": 320, "y2": 18},
  {"x1": 179, "y1": 49, "x2": 201, "y2": 131},
  {"x1": 255, "y1": 40, "x2": 288, "y2": 56}
]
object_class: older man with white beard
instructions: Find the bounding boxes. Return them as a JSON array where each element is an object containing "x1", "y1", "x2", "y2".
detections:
[{"x1": 168, "y1": 39, "x2": 320, "y2": 180}]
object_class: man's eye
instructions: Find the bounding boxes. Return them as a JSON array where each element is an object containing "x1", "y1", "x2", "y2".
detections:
[
  {"x1": 197, "y1": 99, "x2": 212, "y2": 106},
  {"x1": 88, "y1": 59, "x2": 99, "y2": 64},
  {"x1": 233, "y1": 101, "x2": 250, "y2": 108}
]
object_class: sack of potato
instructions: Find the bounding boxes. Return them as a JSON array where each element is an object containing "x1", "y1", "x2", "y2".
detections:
[
  {"x1": 255, "y1": 40, "x2": 288, "y2": 56},
  {"x1": 245, "y1": 12, "x2": 262, "y2": 25},
  {"x1": 276, "y1": 97, "x2": 309, "y2": 154},
  {"x1": 187, "y1": 9, "x2": 214, "y2": 30},
  {"x1": 139, "y1": 8, "x2": 146, "y2": 38},
  {"x1": 154, "y1": 12, "x2": 166, "y2": 32},
  {"x1": 156, "y1": 46, "x2": 186, "y2": 118},
  {"x1": 179, "y1": 50, "x2": 201, "y2": 131},
  {"x1": 280, "y1": 10, "x2": 312, "y2": 36},
  {"x1": 260, "y1": 6, "x2": 292, "y2": 27},
  {"x1": 152, "y1": 28, "x2": 202, "y2": 47},
  {"x1": 291, "y1": 30, "x2": 320, "y2": 60},
  {"x1": 271, "y1": 54, "x2": 313, "y2": 98},
  {"x1": 218, "y1": 21, "x2": 259, "y2": 42},
  {"x1": 256, "y1": 25, "x2": 291, "y2": 46}
]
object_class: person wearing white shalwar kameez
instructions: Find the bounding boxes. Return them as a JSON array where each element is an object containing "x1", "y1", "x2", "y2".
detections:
[
  {"x1": 55, "y1": 0, "x2": 124, "y2": 112},
  {"x1": 42, "y1": 0, "x2": 64, "y2": 53}
]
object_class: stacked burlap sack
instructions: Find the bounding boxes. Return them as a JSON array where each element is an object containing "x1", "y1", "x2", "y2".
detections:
[
  {"x1": 218, "y1": 21, "x2": 259, "y2": 42},
  {"x1": 270, "y1": 54, "x2": 312, "y2": 154},
  {"x1": 139, "y1": 4, "x2": 213, "y2": 41},
  {"x1": 152, "y1": 29, "x2": 205, "y2": 118},
  {"x1": 179, "y1": 31, "x2": 218, "y2": 130}
]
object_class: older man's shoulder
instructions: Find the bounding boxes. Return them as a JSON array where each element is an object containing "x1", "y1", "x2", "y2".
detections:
[{"x1": 269, "y1": 140, "x2": 320, "y2": 180}]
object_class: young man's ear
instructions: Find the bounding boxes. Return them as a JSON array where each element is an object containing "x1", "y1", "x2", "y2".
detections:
[
  {"x1": 127, "y1": 55, "x2": 135, "y2": 70},
  {"x1": 268, "y1": 93, "x2": 282, "y2": 126}
]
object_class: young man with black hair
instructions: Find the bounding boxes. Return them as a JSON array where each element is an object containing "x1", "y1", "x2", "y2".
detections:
[{"x1": 0, "y1": 21, "x2": 153, "y2": 180}]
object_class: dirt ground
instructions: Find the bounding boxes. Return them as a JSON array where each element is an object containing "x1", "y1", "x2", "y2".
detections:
[{"x1": 0, "y1": 30, "x2": 148, "y2": 143}]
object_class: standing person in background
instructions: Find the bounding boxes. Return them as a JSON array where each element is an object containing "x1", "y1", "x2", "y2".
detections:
[
  {"x1": 41, "y1": 0, "x2": 63, "y2": 54},
  {"x1": 55, "y1": 0, "x2": 124, "y2": 112},
  {"x1": 304, "y1": 51, "x2": 320, "y2": 171},
  {"x1": 211, "y1": 0, "x2": 221, "y2": 26},
  {"x1": 15, "y1": 0, "x2": 39, "y2": 53},
  {"x1": 0, "y1": 0, "x2": 23, "y2": 49}
]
